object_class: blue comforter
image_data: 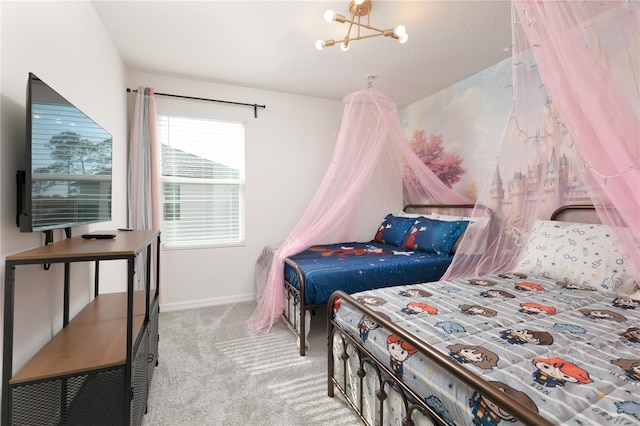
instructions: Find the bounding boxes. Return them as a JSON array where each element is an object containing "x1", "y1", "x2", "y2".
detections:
[{"x1": 284, "y1": 241, "x2": 452, "y2": 306}]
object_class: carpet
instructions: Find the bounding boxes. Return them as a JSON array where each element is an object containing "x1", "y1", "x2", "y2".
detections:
[{"x1": 141, "y1": 301, "x2": 360, "y2": 426}]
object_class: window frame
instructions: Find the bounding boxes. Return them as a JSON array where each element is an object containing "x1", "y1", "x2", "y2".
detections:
[{"x1": 157, "y1": 112, "x2": 246, "y2": 250}]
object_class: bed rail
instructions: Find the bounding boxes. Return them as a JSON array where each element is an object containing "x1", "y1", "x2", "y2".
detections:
[
  {"x1": 403, "y1": 203, "x2": 492, "y2": 219},
  {"x1": 282, "y1": 257, "x2": 320, "y2": 355},
  {"x1": 550, "y1": 204, "x2": 600, "y2": 223},
  {"x1": 327, "y1": 290, "x2": 554, "y2": 426}
]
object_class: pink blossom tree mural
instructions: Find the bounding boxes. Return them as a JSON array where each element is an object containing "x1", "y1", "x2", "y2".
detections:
[{"x1": 408, "y1": 129, "x2": 466, "y2": 188}]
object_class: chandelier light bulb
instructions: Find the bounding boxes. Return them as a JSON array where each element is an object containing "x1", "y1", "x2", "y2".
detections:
[
  {"x1": 394, "y1": 25, "x2": 406, "y2": 37},
  {"x1": 316, "y1": 0, "x2": 405, "y2": 50},
  {"x1": 324, "y1": 9, "x2": 336, "y2": 22}
]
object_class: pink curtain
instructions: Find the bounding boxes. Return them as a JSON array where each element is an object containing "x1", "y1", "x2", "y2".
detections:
[
  {"x1": 446, "y1": 1, "x2": 639, "y2": 280},
  {"x1": 128, "y1": 87, "x2": 161, "y2": 230},
  {"x1": 128, "y1": 87, "x2": 161, "y2": 291},
  {"x1": 247, "y1": 88, "x2": 468, "y2": 332}
]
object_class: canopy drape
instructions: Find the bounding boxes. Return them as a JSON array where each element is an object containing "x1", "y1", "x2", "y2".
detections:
[
  {"x1": 445, "y1": 1, "x2": 639, "y2": 294},
  {"x1": 247, "y1": 88, "x2": 469, "y2": 332},
  {"x1": 248, "y1": 0, "x2": 640, "y2": 332}
]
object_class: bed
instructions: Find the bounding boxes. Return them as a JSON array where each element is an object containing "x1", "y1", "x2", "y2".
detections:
[
  {"x1": 328, "y1": 205, "x2": 640, "y2": 425},
  {"x1": 282, "y1": 204, "x2": 495, "y2": 355}
]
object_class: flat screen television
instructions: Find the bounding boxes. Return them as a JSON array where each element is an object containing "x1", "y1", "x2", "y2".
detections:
[{"x1": 17, "y1": 73, "x2": 112, "y2": 234}]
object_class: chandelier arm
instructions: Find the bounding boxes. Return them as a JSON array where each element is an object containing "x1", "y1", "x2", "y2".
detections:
[
  {"x1": 344, "y1": 32, "x2": 388, "y2": 42},
  {"x1": 317, "y1": 0, "x2": 406, "y2": 49},
  {"x1": 340, "y1": 18, "x2": 390, "y2": 35},
  {"x1": 345, "y1": 18, "x2": 356, "y2": 41}
]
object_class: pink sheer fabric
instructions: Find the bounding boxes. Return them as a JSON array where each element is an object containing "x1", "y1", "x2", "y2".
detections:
[
  {"x1": 248, "y1": 1, "x2": 640, "y2": 332},
  {"x1": 128, "y1": 88, "x2": 161, "y2": 292},
  {"x1": 517, "y1": 1, "x2": 639, "y2": 270},
  {"x1": 445, "y1": 1, "x2": 639, "y2": 281},
  {"x1": 247, "y1": 88, "x2": 468, "y2": 332},
  {"x1": 128, "y1": 87, "x2": 161, "y2": 230}
]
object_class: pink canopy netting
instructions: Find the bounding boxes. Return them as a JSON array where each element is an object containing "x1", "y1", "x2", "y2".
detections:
[
  {"x1": 248, "y1": 0, "x2": 640, "y2": 332},
  {"x1": 444, "y1": 0, "x2": 640, "y2": 288},
  {"x1": 247, "y1": 87, "x2": 469, "y2": 332}
]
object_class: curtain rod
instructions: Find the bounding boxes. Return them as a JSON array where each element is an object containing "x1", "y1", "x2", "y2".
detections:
[{"x1": 126, "y1": 88, "x2": 266, "y2": 118}]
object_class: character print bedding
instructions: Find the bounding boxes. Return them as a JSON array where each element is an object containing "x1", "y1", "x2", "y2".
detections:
[
  {"x1": 283, "y1": 204, "x2": 491, "y2": 355},
  {"x1": 328, "y1": 213, "x2": 640, "y2": 426}
]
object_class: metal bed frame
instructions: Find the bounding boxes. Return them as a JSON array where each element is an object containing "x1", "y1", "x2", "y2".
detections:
[
  {"x1": 326, "y1": 204, "x2": 596, "y2": 425},
  {"x1": 327, "y1": 290, "x2": 553, "y2": 426},
  {"x1": 282, "y1": 204, "x2": 494, "y2": 356}
]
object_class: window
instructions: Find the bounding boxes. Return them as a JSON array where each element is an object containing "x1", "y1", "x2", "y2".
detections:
[{"x1": 157, "y1": 114, "x2": 245, "y2": 248}]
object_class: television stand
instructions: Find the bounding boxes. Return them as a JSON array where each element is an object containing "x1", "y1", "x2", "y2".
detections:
[
  {"x1": 43, "y1": 229, "x2": 54, "y2": 244},
  {"x1": 1, "y1": 229, "x2": 160, "y2": 425},
  {"x1": 43, "y1": 230, "x2": 54, "y2": 270}
]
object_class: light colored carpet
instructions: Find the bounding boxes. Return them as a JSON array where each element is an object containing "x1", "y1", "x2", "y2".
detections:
[{"x1": 141, "y1": 301, "x2": 361, "y2": 426}]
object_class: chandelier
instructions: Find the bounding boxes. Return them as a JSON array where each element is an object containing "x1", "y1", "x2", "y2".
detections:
[{"x1": 315, "y1": 0, "x2": 408, "y2": 51}]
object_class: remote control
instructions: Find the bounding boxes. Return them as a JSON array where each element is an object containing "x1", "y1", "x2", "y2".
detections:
[{"x1": 81, "y1": 234, "x2": 117, "y2": 239}]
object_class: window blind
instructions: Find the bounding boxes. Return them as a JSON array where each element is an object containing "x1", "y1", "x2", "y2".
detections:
[{"x1": 157, "y1": 114, "x2": 245, "y2": 248}]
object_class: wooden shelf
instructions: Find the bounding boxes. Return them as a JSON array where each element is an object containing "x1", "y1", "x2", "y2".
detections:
[
  {"x1": 5, "y1": 230, "x2": 158, "y2": 264},
  {"x1": 3, "y1": 229, "x2": 160, "y2": 426},
  {"x1": 10, "y1": 292, "x2": 147, "y2": 384}
]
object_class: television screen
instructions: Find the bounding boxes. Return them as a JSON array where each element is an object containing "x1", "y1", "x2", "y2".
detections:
[{"x1": 19, "y1": 73, "x2": 112, "y2": 232}]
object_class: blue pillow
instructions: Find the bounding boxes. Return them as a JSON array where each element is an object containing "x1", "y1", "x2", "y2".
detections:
[
  {"x1": 373, "y1": 214, "x2": 416, "y2": 246},
  {"x1": 403, "y1": 217, "x2": 469, "y2": 255}
]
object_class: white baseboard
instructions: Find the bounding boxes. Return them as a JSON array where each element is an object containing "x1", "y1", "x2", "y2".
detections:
[{"x1": 160, "y1": 293, "x2": 256, "y2": 312}]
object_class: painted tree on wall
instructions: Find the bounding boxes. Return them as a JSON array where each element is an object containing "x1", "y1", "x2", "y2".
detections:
[
  {"x1": 409, "y1": 129, "x2": 466, "y2": 188},
  {"x1": 464, "y1": 181, "x2": 478, "y2": 202}
]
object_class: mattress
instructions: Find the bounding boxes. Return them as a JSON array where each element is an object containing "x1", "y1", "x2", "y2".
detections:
[
  {"x1": 332, "y1": 273, "x2": 640, "y2": 425},
  {"x1": 285, "y1": 241, "x2": 453, "y2": 306}
]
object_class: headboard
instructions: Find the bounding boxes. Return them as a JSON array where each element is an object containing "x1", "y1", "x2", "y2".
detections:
[
  {"x1": 403, "y1": 203, "x2": 494, "y2": 221},
  {"x1": 550, "y1": 204, "x2": 600, "y2": 223}
]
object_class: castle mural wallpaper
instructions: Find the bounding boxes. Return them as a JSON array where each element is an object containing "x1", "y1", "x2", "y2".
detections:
[
  {"x1": 401, "y1": 57, "x2": 512, "y2": 200},
  {"x1": 401, "y1": 55, "x2": 591, "y2": 227}
]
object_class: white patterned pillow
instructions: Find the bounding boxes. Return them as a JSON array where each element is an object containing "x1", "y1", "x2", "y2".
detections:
[
  {"x1": 397, "y1": 210, "x2": 425, "y2": 219},
  {"x1": 516, "y1": 220, "x2": 639, "y2": 295}
]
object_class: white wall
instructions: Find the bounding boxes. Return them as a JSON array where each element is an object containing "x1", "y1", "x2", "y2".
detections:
[
  {"x1": 0, "y1": 2, "x2": 342, "y2": 382},
  {"x1": 0, "y1": 0, "x2": 341, "y2": 388},
  {"x1": 126, "y1": 72, "x2": 342, "y2": 310},
  {"x1": 0, "y1": 1, "x2": 127, "y2": 375}
]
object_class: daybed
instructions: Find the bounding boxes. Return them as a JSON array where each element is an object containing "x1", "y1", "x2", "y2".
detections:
[
  {"x1": 328, "y1": 205, "x2": 640, "y2": 425},
  {"x1": 283, "y1": 204, "x2": 495, "y2": 355}
]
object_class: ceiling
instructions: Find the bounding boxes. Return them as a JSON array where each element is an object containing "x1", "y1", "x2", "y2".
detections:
[{"x1": 91, "y1": 1, "x2": 512, "y2": 107}]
